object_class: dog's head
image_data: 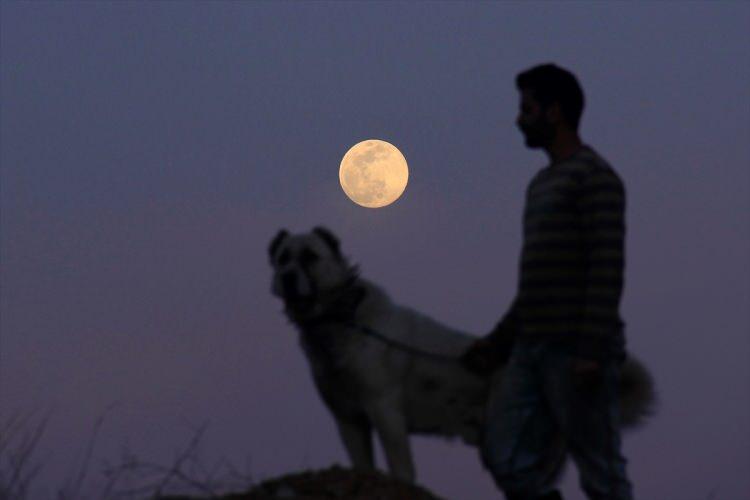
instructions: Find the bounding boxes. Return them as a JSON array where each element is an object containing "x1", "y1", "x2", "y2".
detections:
[{"x1": 269, "y1": 226, "x2": 357, "y2": 318}]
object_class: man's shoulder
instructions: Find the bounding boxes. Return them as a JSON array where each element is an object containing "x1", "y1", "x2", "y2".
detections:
[
  {"x1": 559, "y1": 146, "x2": 623, "y2": 186},
  {"x1": 561, "y1": 145, "x2": 611, "y2": 170},
  {"x1": 528, "y1": 146, "x2": 624, "y2": 194}
]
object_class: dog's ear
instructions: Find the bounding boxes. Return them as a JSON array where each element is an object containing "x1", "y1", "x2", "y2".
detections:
[
  {"x1": 269, "y1": 229, "x2": 289, "y2": 263},
  {"x1": 313, "y1": 226, "x2": 343, "y2": 260}
]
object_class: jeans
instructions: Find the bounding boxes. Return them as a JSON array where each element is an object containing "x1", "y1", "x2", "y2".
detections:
[{"x1": 481, "y1": 338, "x2": 633, "y2": 500}]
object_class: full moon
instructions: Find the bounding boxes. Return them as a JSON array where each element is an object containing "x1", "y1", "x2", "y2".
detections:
[{"x1": 339, "y1": 139, "x2": 409, "y2": 208}]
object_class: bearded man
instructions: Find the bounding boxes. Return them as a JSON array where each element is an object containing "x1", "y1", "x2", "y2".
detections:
[{"x1": 462, "y1": 63, "x2": 634, "y2": 500}]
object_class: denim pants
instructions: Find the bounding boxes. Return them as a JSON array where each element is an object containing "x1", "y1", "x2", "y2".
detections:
[{"x1": 481, "y1": 338, "x2": 633, "y2": 500}]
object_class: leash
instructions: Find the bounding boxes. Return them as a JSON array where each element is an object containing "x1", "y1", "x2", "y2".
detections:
[
  {"x1": 291, "y1": 276, "x2": 466, "y2": 362},
  {"x1": 340, "y1": 320, "x2": 463, "y2": 362}
]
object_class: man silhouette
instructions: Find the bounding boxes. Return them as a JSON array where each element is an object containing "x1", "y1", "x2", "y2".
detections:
[{"x1": 462, "y1": 64, "x2": 633, "y2": 500}]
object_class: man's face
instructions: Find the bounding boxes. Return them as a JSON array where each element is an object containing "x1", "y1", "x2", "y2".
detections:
[{"x1": 516, "y1": 89, "x2": 555, "y2": 149}]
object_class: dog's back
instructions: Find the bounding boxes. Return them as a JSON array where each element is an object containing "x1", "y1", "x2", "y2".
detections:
[{"x1": 353, "y1": 282, "x2": 490, "y2": 444}]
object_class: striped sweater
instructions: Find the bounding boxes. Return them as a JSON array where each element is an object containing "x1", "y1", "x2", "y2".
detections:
[{"x1": 490, "y1": 145, "x2": 627, "y2": 362}]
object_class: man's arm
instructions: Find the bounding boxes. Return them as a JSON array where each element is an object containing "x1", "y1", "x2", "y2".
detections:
[
  {"x1": 574, "y1": 168, "x2": 626, "y2": 362},
  {"x1": 485, "y1": 297, "x2": 521, "y2": 349}
]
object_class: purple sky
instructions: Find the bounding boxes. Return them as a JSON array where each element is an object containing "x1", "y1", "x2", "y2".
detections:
[{"x1": 2, "y1": 2, "x2": 749, "y2": 499}]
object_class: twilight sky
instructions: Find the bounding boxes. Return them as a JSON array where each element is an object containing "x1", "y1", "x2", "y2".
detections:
[{"x1": 1, "y1": 2, "x2": 749, "y2": 499}]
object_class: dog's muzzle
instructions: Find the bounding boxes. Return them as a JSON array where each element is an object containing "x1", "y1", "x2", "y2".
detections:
[{"x1": 278, "y1": 270, "x2": 316, "y2": 309}]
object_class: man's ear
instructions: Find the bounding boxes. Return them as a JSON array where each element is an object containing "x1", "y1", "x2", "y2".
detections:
[
  {"x1": 546, "y1": 102, "x2": 563, "y2": 125},
  {"x1": 313, "y1": 226, "x2": 343, "y2": 260},
  {"x1": 269, "y1": 229, "x2": 289, "y2": 263}
]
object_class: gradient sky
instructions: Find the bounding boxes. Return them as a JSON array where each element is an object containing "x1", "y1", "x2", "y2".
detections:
[{"x1": 2, "y1": 2, "x2": 749, "y2": 499}]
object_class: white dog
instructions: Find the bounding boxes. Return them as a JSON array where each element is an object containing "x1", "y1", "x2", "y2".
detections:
[{"x1": 269, "y1": 227, "x2": 655, "y2": 483}]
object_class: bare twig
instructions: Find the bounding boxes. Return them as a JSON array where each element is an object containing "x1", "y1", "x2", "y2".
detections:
[
  {"x1": 1, "y1": 412, "x2": 255, "y2": 499},
  {"x1": 0, "y1": 409, "x2": 51, "y2": 500},
  {"x1": 58, "y1": 403, "x2": 118, "y2": 500},
  {"x1": 102, "y1": 421, "x2": 254, "y2": 499}
]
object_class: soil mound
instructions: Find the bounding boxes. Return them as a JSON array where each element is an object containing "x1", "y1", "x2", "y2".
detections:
[{"x1": 161, "y1": 465, "x2": 448, "y2": 500}]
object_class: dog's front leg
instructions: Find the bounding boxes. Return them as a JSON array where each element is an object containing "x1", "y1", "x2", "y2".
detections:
[
  {"x1": 368, "y1": 398, "x2": 415, "y2": 483},
  {"x1": 334, "y1": 416, "x2": 375, "y2": 471}
]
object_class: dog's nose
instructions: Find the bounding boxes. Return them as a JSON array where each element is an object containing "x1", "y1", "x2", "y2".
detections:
[{"x1": 282, "y1": 272, "x2": 298, "y2": 295}]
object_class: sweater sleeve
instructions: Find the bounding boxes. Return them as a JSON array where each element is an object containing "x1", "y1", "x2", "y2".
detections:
[
  {"x1": 484, "y1": 297, "x2": 521, "y2": 360},
  {"x1": 574, "y1": 168, "x2": 627, "y2": 361}
]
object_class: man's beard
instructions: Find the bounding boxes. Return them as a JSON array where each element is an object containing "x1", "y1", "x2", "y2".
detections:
[{"x1": 519, "y1": 121, "x2": 554, "y2": 149}]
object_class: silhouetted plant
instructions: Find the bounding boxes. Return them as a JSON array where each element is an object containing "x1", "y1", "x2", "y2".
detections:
[
  {"x1": 0, "y1": 411, "x2": 254, "y2": 499},
  {"x1": 0, "y1": 410, "x2": 50, "y2": 500}
]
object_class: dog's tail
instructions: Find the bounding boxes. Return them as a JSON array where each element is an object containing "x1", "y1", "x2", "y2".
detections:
[{"x1": 619, "y1": 355, "x2": 657, "y2": 429}]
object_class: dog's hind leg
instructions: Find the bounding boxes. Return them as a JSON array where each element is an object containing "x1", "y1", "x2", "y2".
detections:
[
  {"x1": 368, "y1": 398, "x2": 415, "y2": 483},
  {"x1": 334, "y1": 415, "x2": 375, "y2": 472}
]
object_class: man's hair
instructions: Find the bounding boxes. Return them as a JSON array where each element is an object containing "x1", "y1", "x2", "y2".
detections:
[{"x1": 515, "y1": 63, "x2": 585, "y2": 131}]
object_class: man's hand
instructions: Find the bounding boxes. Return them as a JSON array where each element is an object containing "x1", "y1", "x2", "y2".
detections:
[{"x1": 460, "y1": 338, "x2": 503, "y2": 376}]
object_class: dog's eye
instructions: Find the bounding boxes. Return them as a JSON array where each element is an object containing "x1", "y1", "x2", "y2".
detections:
[
  {"x1": 300, "y1": 249, "x2": 319, "y2": 265},
  {"x1": 278, "y1": 250, "x2": 291, "y2": 266}
]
